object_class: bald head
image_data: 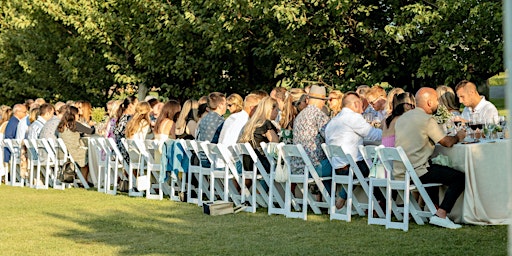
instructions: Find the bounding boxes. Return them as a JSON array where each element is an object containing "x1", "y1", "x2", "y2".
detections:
[{"x1": 415, "y1": 87, "x2": 438, "y2": 114}]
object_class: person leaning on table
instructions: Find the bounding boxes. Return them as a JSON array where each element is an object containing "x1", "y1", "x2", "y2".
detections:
[
  {"x1": 394, "y1": 87, "x2": 466, "y2": 229},
  {"x1": 455, "y1": 80, "x2": 498, "y2": 124}
]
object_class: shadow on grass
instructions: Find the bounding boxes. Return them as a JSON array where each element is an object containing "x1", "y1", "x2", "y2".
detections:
[{"x1": 45, "y1": 198, "x2": 507, "y2": 256}]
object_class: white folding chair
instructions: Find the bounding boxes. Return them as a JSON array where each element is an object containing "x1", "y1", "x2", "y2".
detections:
[
  {"x1": 25, "y1": 139, "x2": 50, "y2": 189},
  {"x1": 46, "y1": 138, "x2": 69, "y2": 190},
  {"x1": 4, "y1": 139, "x2": 24, "y2": 187},
  {"x1": 56, "y1": 138, "x2": 90, "y2": 189},
  {"x1": 105, "y1": 137, "x2": 131, "y2": 195},
  {"x1": 124, "y1": 139, "x2": 146, "y2": 197},
  {"x1": 280, "y1": 144, "x2": 331, "y2": 220},
  {"x1": 231, "y1": 143, "x2": 273, "y2": 211},
  {"x1": 89, "y1": 138, "x2": 109, "y2": 193},
  {"x1": 198, "y1": 142, "x2": 239, "y2": 205},
  {"x1": 322, "y1": 143, "x2": 373, "y2": 221},
  {"x1": 260, "y1": 142, "x2": 288, "y2": 215},
  {"x1": 376, "y1": 146, "x2": 441, "y2": 231},
  {"x1": 205, "y1": 143, "x2": 244, "y2": 206},
  {"x1": 140, "y1": 139, "x2": 168, "y2": 200},
  {"x1": 0, "y1": 140, "x2": 7, "y2": 185},
  {"x1": 180, "y1": 139, "x2": 211, "y2": 205},
  {"x1": 36, "y1": 139, "x2": 60, "y2": 189},
  {"x1": 359, "y1": 145, "x2": 396, "y2": 226},
  {"x1": 160, "y1": 139, "x2": 188, "y2": 202}
]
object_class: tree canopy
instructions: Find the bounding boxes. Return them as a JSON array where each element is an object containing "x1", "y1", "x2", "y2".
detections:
[{"x1": 0, "y1": 0, "x2": 503, "y2": 106}]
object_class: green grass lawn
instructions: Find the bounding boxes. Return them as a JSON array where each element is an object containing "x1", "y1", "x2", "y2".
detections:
[{"x1": 0, "y1": 186, "x2": 507, "y2": 255}]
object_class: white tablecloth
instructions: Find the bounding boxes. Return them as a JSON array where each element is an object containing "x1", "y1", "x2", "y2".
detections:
[{"x1": 433, "y1": 139, "x2": 512, "y2": 225}]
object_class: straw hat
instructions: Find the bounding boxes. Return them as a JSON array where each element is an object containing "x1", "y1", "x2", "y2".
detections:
[{"x1": 308, "y1": 85, "x2": 329, "y2": 100}]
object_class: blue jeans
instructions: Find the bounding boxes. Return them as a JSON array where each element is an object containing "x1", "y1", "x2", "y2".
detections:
[
  {"x1": 313, "y1": 159, "x2": 332, "y2": 194},
  {"x1": 338, "y1": 160, "x2": 370, "y2": 199}
]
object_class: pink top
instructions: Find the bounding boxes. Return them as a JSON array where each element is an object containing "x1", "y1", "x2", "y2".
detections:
[{"x1": 381, "y1": 135, "x2": 395, "y2": 147}]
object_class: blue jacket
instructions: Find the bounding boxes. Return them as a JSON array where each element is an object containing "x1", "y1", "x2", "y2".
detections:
[
  {"x1": 4, "y1": 116, "x2": 19, "y2": 163},
  {"x1": 159, "y1": 140, "x2": 189, "y2": 183}
]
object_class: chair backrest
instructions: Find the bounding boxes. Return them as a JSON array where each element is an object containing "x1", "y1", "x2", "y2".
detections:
[
  {"x1": 56, "y1": 138, "x2": 70, "y2": 162},
  {"x1": 38, "y1": 138, "x2": 57, "y2": 164},
  {"x1": 207, "y1": 143, "x2": 240, "y2": 181},
  {"x1": 23, "y1": 139, "x2": 39, "y2": 161},
  {"x1": 376, "y1": 146, "x2": 411, "y2": 183},
  {"x1": 125, "y1": 139, "x2": 145, "y2": 165},
  {"x1": 321, "y1": 143, "x2": 350, "y2": 166},
  {"x1": 279, "y1": 144, "x2": 314, "y2": 176},
  {"x1": 260, "y1": 142, "x2": 281, "y2": 171},
  {"x1": 358, "y1": 145, "x2": 378, "y2": 170}
]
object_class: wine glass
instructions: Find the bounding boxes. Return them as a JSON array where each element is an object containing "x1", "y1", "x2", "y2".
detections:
[{"x1": 484, "y1": 121, "x2": 496, "y2": 141}]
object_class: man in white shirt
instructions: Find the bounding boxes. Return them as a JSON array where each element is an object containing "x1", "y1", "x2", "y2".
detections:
[
  {"x1": 455, "y1": 80, "x2": 499, "y2": 124},
  {"x1": 26, "y1": 103, "x2": 55, "y2": 139},
  {"x1": 324, "y1": 92, "x2": 382, "y2": 209},
  {"x1": 218, "y1": 94, "x2": 262, "y2": 146}
]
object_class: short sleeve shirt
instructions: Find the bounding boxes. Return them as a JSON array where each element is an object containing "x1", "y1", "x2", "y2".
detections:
[
  {"x1": 291, "y1": 105, "x2": 330, "y2": 173},
  {"x1": 196, "y1": 111, "x2": 224, "y2": 142},
  {"x1": 394, "y1": 108, "x2": 445, "y2": 179}
]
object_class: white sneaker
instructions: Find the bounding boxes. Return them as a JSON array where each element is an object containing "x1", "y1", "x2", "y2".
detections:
[{"x1": 429, "y1": 216, "x2": 462, "y2": 229}]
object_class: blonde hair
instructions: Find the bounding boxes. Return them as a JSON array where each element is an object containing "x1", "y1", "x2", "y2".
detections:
[
  {"x1": 328, "y1": 90, "x2": 344, "y2": 117},
  {"x1": 386, "y1": 87, "x2": 405, "y2": 113},
  {"x1": 436, "y1": 85, "x2": 460, "y2": 112},
  {"x1": 109, "y1": 100, "x2": 122, "y2": 118},
  {"x1": 175, "y1": 99, "x2": 199, "y2": 136},
  {"x1": 239, "y1": 97, "x2": 277, "y2": 146},
  {"x1": 279, "y1": 88, "x2": 305, "y2": 129},
  {"x1": 29, "y1": 107, "x2": 39, "y2": 123},
  {"x1": 125, "y1": 101, "x2": 151, "y2": 139},
  {"x1": 79, "y1": 101, "x2": 93, "y2": 123},
  {"x1": 0, "y1": 105, "x2": 12, "y2": 125},
  {"x1": 227, "y1": 93, "x2": 243, "y2": 114},
  {"x1": 366, "y1": 85, "x2": 387, "y2": 103}
]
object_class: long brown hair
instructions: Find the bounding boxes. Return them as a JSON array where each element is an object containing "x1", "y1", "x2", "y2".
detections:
[
  {"x1": 58, "y1": 106, "x2": 79, "y2": 132},
  {"x1": 154, "y1": 100, "x2": 181, "y2": 135},
  {"x1": 125, "y1": 102, "x2": 152, "y2": 138}
]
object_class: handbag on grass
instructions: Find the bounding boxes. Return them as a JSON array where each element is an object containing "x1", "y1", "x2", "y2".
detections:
[{"x1": 58, "y1": 160, "x2": 77, "y2": 183}]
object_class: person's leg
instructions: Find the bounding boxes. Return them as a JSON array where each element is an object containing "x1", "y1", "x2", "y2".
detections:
[
  {"x1": 356, "y1": 160, "x2": 385, "y2": 202},
  {"x1": 420, "y1": 164, "x2": 465, "y2": 217},
  {"x1": 314, "y1": 159, "x2": 332, "y2": 194}
]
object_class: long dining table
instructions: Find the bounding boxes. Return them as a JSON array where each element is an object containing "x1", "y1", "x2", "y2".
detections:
[{"x1": 433, "y1": 139, "x2": 512, "y2": 225}]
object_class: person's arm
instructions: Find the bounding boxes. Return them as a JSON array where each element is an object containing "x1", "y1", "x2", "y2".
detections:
[
  {"x1": 265, "y1": 129, "x2": 279, "y2": 143},
  {"x1": 76, "y1": 122, "x2": 95, "y2": 135},
  {"x1": 438, "y1": 129, "x2": 466, "y2": 147}
]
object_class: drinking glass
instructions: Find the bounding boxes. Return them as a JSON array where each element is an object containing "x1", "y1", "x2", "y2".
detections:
[{"x1": 484, "y1": 121, "x2": 496, "y2": 141}]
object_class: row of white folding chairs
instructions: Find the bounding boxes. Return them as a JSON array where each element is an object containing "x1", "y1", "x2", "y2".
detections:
[
  {"x1": 0, "y1": 138, "x2": 90, "y2": 190},
  {"x1": 180, "y1": 140, "x2": 269, "y2": 213},
  {"x1": 321, "y1": 143, "x2": 440, "y2": 231},
  {"x1": 367, "y1": 146, "x2": 441, "y2": 231}
]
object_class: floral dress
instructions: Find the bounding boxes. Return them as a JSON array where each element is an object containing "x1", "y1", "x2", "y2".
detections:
[{"x1": 114, "y1": 114, "x2": 131, "y2": 163}]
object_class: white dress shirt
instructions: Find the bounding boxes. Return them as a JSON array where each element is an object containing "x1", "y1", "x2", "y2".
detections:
[
  {"x1": 461, "y1": 96, "x2": 499, "y2": 123},
  {"x1": 325, "y1": 108, "x2": 382, "y2": 168},
  {"x1": 218, "y1": 110, "x2": 249, "y2": 146},
  {"x1": 16, "y1": 116, "x2": 29, "y2": 140}
]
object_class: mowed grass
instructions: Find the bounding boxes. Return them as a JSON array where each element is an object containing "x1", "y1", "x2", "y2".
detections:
[{"x1": 0, "y1": 186, "x2": 507, "y2": 255}]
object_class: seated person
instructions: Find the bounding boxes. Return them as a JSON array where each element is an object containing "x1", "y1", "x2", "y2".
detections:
[
  {"x1": 395, "y1": 87, "x2": 466, "y2": 229},
  {"x1": 455, "y1": 80, "x2": 498, "y2": 123},
  {"x1": 381, "y1": 92, "x2": 415, "y2": 147},
  {"x1": 57, "y1": 106, "x2": 95, "y2": 186},
  {"x1": 238, "y1": 96, "x2": 279, "y2": 172}
]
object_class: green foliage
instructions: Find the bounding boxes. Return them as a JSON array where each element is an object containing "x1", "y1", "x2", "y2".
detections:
[{"x1": 0, "y1": 0, "x2": 504, "y2": 106}]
